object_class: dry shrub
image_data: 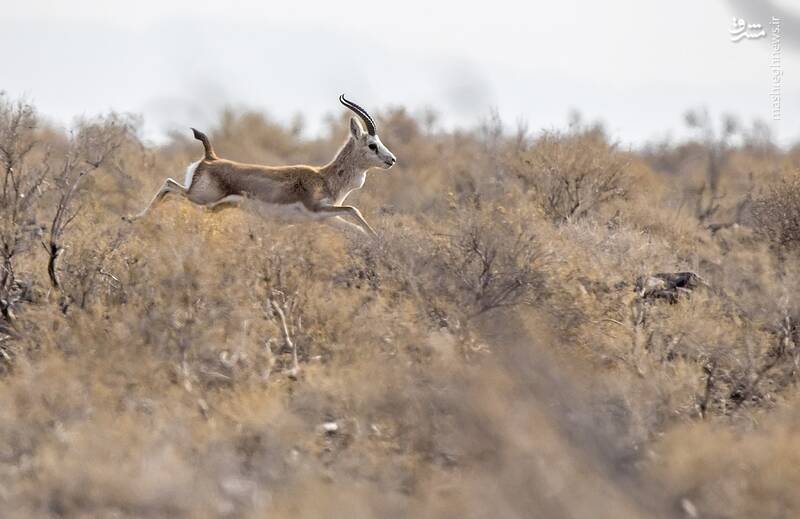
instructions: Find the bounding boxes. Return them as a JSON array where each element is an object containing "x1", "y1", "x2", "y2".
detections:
[
  {"x1": 45, "y1": 114, "x2": 133, "y2": 293},
  {"x1": 345, "y1": 201, "x2": 548, "y2": 334},
  {"x1": 0, "y1": 94, "x2": 138, "y2": 328},
  {"x1": 515, "y1": 128, "x2": 628, "y2": 223},
  {"x1": 0, "y1": 97, "x2": 46, "y2": 324},
  {"x1": 752, "y1": 174, "x2": 800, "y2": 250},
  {"x1": 438, "y1": 205, "x2": 548, "y2": 319}
]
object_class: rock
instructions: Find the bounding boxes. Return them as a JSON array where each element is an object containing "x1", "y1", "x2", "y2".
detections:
[
  {"x1": 680, "y1": 497, "x2": 698, "y2": 518},
  {"x1": 635, "y1": 271, "x2": 706, "y2": 303},
  {"x1": 321, "y1": 421, "x2": 339, "y2": 434}
]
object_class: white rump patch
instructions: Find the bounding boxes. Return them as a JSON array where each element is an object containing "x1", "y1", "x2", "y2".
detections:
[{"x1": 184, "y1": 160, "x2": 201, "y2": 188}]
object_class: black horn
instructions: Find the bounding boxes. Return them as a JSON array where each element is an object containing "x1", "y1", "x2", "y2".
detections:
[{"x1": 339, "y1": 94, "x2": 377, "y2": 136}]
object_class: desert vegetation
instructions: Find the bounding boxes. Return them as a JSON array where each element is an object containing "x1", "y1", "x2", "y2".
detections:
[{"x1": 2, "y1": 92, "x2": 800, "y2": 518}]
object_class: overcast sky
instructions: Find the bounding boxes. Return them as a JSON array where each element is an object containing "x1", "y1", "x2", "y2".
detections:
[{"x1": 3, "y1": 0, "x2": 798, "y2": 146}]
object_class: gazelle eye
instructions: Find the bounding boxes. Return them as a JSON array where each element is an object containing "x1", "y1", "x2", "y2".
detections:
[{"x1": 368, "y1": 143, "x2": 378, "y2": 152}]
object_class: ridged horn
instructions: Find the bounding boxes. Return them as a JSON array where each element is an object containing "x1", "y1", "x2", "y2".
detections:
[{"x1": 339, "y1": 94, "x2": 376, "y2": 136}]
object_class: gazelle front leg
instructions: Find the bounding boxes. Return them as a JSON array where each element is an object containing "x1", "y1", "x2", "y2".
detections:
[
  {"x1": 125, "y1": 178, "x2": 188, "y2": 221},
  {"x1": 330, "y1": 216, "x2": 371, "y2": 236},
  {"x1": 315, "y1": 205, "x2": 377, "y2": 237}
]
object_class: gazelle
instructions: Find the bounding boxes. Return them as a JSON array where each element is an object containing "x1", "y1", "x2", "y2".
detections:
[{"x1": 126, "y1": 95, "x2": 396, "y2": 236}]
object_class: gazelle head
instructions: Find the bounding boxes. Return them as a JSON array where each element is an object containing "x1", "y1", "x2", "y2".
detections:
[{"x1": 340, "y1": 95, "x2": 396, "y2": 170}]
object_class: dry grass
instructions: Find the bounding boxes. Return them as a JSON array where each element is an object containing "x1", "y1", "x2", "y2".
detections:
[{"x1": 1, "y1": 94, "x2": 800, "y2": 518}]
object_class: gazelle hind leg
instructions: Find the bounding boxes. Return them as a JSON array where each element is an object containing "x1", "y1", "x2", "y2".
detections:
[{"x1": 125, "y1": 178, "x2": 188, "y2": 221}]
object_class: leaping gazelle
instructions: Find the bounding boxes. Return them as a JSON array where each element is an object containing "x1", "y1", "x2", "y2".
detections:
[{"x1": 126, "y1": 95, "x2": 396, "y2": 236}]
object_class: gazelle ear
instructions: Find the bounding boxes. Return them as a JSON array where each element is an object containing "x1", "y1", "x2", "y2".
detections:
[{"x1": 349, "y1": 117, "x2": 364, "y2": 139}]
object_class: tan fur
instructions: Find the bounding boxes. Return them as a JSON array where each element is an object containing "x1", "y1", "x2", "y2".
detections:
[{"x1": 127, "y1": 115, "x2": 396, "y2": 238}]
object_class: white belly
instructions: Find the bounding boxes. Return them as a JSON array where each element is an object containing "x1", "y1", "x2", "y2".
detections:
[{"x1": 245, "y1": 199, "x2": 329, "y2": 222}]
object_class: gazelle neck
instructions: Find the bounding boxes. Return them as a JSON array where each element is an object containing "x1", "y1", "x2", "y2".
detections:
[{"x1": 321, "y1": 138, "x2": 367, "y2": 204}]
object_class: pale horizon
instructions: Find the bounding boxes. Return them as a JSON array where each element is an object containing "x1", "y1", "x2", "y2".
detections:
[{"x1": 4, "y1": 0, "x2": 799, "y2": 146}]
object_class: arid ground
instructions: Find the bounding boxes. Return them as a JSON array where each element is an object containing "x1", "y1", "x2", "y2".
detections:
[{"x1": 2, "y1": 96, "x2": 800, "y2": 518}]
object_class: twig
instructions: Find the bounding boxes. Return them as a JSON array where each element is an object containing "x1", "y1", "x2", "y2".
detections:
[{"x1": 270, "y1": 297, "x2": 300, "y2": 379}]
